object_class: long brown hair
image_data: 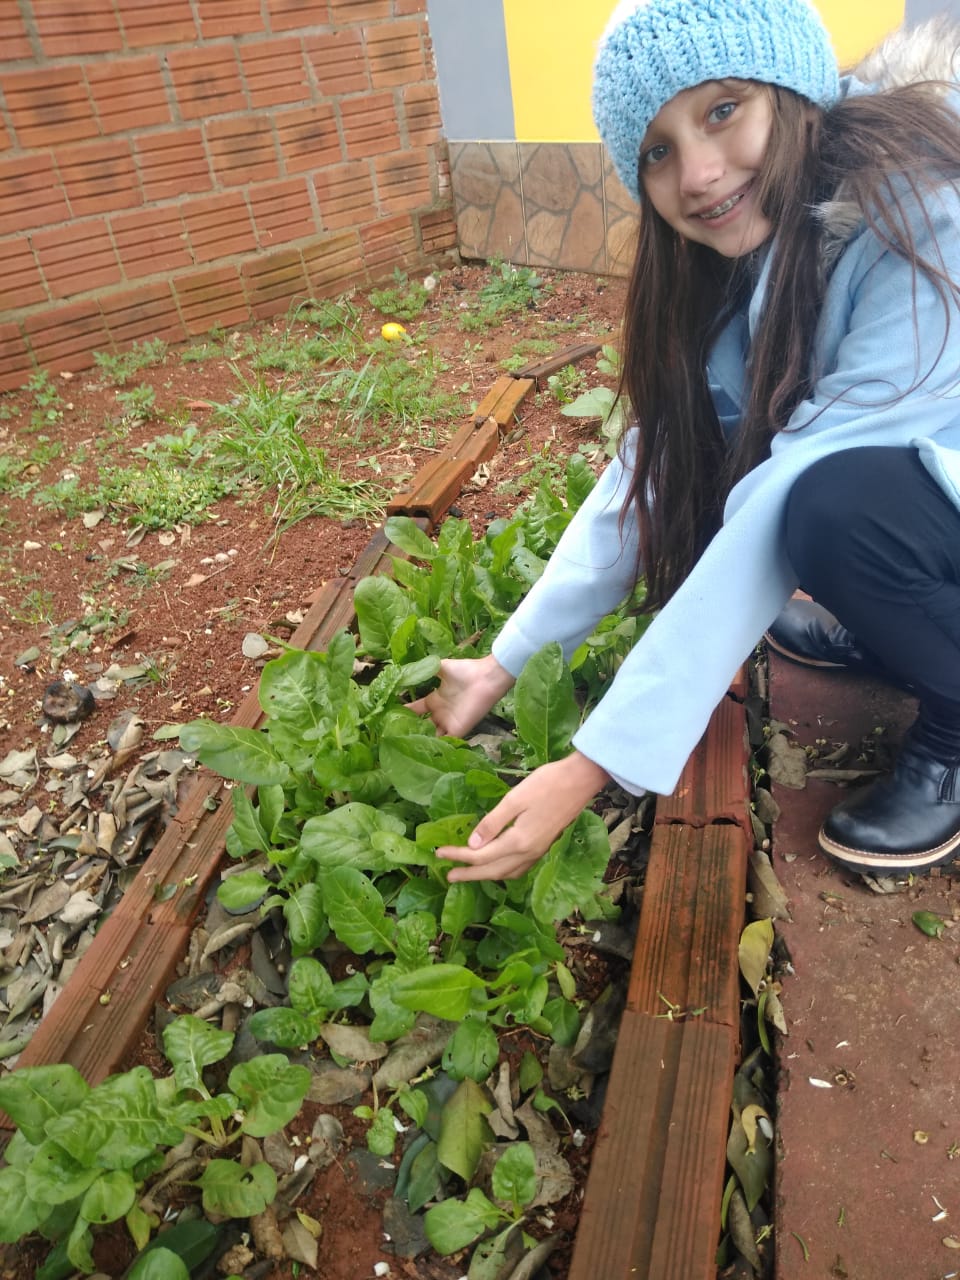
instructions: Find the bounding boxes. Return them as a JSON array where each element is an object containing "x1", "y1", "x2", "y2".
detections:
[{"x1": 619, "y1": 78, "x2": 960, "y2": 611}]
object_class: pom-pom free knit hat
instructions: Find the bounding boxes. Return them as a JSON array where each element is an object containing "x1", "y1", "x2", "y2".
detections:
[{"x1": 593, "y1": 0, "x2": 839, "y2": 201}]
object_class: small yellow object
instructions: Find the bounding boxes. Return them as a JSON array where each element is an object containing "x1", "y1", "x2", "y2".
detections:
[{"x1": 380, "y1": 322, "x2": 407, "y2": 341}]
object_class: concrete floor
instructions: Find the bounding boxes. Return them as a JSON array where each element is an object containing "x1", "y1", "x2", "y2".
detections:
[{"x1": 770, "y1": 654, "x2": 960, "y2": 1280}]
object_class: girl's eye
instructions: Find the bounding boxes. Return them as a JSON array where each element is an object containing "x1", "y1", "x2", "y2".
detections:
[
  {"x1": 709, "y1": 101, "x2": 736, "y2": 124},
  {"x1": 641, "y1": 143, "x2": 669, "y2": 168}
]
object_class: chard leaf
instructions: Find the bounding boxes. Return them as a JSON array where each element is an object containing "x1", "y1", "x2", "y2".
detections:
[
  {"x1": 228, "y1": 1056, "x2": 311, "y2": 1137},
  {"x1": 385, "y1": 515, "x2": 437, "y2": 560},
  {"x1": 369, "y1": 965, "x2": 418, "y2": 1042},
  {"x1": 200, "y1": 1159, "x2": 276, "y2": 1217},
  {"x1": 436, "y1": 1080, "x2": 495, "y2": 1182},
  {"x1": 513, "y1": 642, "x2": 579, "y2": 766},
  {"x1": 216, "y1": 868, "x2": 270, "y2": 913},
  {"x1": 424, "y1": 1185, "x2": 502, "y2": 1254},
  {"x1": 43, "y1": 1066, "x2": 182, "y2": 1170},
  {"x1": 80, "y1": 1169, "x2": 136, "y2": 1224},
  {"x1": 0, "y1": 1166, "x2": 48, "y2": 1242},
  {"x1": 394, "y1": 910, "x2": 437, "y2": 973},
  {"x1": 323, "y1": 866, "x2": 395, "y2": 955},
  {"x1": 66, "y1": 1215, "x2": 95, "y2": 1274},
  {"x1": 0, "y1": 1063, "x2": 89, "y2": 1145},
  {"x1": 389, "y1": 964, "x2": 486, "y2": 1020},
  {"x1": 180, "y1": 721, "x2": 290, "y2": 787},
  {"x1": 248, "y1": 1007, "x2": 321, "y2": 1049},
  {"x1": 406, "y1": 1139, "x2": 442, "y2": 1214},
  {"x1": 354, "y1": 576, "x2": 414, "y2": 659},
  {"x1": 396, "y1": 654, "x2": 441, "y2": 689},
  {"x1": 258, "y1": 783, "x2": 286, "y2": 839},
  {"x1": 380, "y1": 734, "x2": 490, "y2": 807},
  {"x1": 259, "y1": 646, "x2": 349, "y2": 733},
  {"x1": 417, "y1": 814, "x2": 477, "y2": 850},
  {"x1": 566, "y1": 453, "x2": 597, "y2": 510},
  {"x1": 300, "y1": 802, "x2": 404, "y2": 870},
  {"x1": 529, "y1": 809, "x2": 611, "y2": 925},
  {"x1": 128, "y1": 1248, "x2": 190, "y2": 1280},
  {"x1": 162, "y1": 1015, "x2": 234, "y2": 1093},
  {"x1": 284, "y1": 882, "x2": 328, "y2": 955},
  {"x1": 442, "y1": 1019, "x2": 500, "y2": 1083},
  {"x1": 440, "y1": 881, "x2": 482, "y2": 941},
  {"x1": 229, "y1": 785, "x2": 268, "y2": 854},
  {"x1": 288, "y1": 956, "x2": 335, "y2": 1015},
  {"x1": 491, "y1": 1141, "x2": 537, "y2": 1211},
  {"x1": 24, "y1": 1139, "x2": 99, "y2": 1205}
]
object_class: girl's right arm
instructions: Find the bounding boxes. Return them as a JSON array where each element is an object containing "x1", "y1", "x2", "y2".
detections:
[{"x1": 412, "y1": 434, "x2": 642, "y2": 739}]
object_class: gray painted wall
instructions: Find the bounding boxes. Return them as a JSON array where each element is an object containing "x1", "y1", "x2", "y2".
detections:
[
  {"x1": 425, "y1": 0, "x2": 515, "y2": 140},
  {"x1": 905, "y1": 0, "x2": 960, "y2": 21}
]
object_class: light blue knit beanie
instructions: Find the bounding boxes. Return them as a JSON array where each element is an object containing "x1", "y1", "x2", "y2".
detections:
[{"x1": 593, "y1": 0, "x2": 840, "y2": 201}]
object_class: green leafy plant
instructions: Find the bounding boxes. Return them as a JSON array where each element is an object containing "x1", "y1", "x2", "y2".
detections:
[
  {"x1": 0, "y1": 1016, "x2": 310, "y2": 1274},
  {"x1": 546, "y1": 364, "x2": 587, "y2": 405},
  {"x1": 561, "y1": 344, "x2": 625, "y2": 456},
  {"x1": 460, "y1": 260, "x2": 544, "y2": 332},
  {"x1": 369, "y1": 268, "x2": 431, "y2": 321},
  {"x1": 115, "y1": 383, "x2": 157, "y2": 420},
  {"x1": 93, "y1": 337, "x2": 167, "y2": 387}
]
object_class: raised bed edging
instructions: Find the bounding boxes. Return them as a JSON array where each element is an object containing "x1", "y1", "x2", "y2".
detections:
[{"x1": 1, "y1": 349, "x2": 751, "y2": 1280}]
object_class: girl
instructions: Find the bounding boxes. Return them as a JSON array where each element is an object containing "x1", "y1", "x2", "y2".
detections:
[{"x1": 411, "y1": 0, "x2": 960, "y2": 881}]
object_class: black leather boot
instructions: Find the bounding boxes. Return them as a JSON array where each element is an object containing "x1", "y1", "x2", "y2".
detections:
[
  {"x1": 819, "y1": 719, "x2": 960, "y2": 874},
  {"x1": 766, "y1": 599, "x2": 909, "y2": 686}
]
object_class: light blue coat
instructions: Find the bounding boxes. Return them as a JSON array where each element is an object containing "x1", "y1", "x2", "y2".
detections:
[{"x1": 492, "y1": 81, "x2": 960, "y2": 797}]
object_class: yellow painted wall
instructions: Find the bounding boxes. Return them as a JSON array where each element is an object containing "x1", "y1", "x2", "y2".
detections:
[{"x1": 503, "y1": 0, "x2": 907, "y2": 142}]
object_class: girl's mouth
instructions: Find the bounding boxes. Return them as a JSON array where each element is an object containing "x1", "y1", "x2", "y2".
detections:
[{"x1": 697, "y1": 190, "x2": 746, "y2": 220}]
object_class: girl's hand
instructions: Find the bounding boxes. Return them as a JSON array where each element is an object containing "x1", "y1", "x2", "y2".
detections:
[
  {"x1": 439, "y1": 751, "x2": 611, "y2": 881},
  {"x1": 408, "y1": 653, "x2": 515, "y2": 739}
]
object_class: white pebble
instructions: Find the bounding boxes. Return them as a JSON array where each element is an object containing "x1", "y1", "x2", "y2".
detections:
[{"x1": 374, "y1": 1262, "x2": 391, "y2": 1276}]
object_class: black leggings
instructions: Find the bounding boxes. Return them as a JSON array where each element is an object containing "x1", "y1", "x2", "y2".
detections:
[{"x1": 785, "y1": 446, "x2": 960, "y2": 742}]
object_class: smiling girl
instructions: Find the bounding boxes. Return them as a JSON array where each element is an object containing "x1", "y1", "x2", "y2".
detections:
[{"x1": 412, "y1": 0, "x2": 960, "y2": 882}]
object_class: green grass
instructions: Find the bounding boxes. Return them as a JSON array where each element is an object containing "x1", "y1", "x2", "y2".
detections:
[
  {"x1": 93, "y1": 337, "x2": 167, "y2": 387},
  {"x1": 459, "y1": 260, "x2": 545, "y2": 332}
]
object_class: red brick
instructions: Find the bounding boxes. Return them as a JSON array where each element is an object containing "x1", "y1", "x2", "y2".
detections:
[
  {"x1": 0, "y1": 321, "x2": 34, "y2": 392},
  {"x1": 305, "y1": 29, "x2": 368, "y2": 95},
  {"x1": 367, "y1": 20, "x2": 426, "y2": 89},
  {"x1": 275, "y1": 103, "x2": 341, "y2": 173},
  {"x1": 0, "y1": 8, "x2": 36, "y2": 59},
  {"x1": 168, "y1": 45, "x2": 247, "y2": 121},
  {"x1": 174, "y1": 264, "x2": 249, "y2": 335},
  {"x1": 0, "y1": 237, "x2": 47, "y2": 313},
  {"x1": 374, "y1": 148, "x2": 433, "y2": 214},
  {"x1": 395, "y1": 0, "x2": 426, "y2": 12},
  {"x1": 115, "y1": 0, "x2": 197, "y2": 47},
  {"x1": 136, "y1": 129, "x2": 211, "y2": 202},
  {"x1": 403, "y1": 83, "x2": 442, "y2": 146},
  {"x1": 240, "y1": 247, "x2": 309, "y2": 319},
  {"x1": 111, "y1": 206, "x2": 192, "y2": 278},
  {"x1": 418, "y1": 207, "x2": 458, "y2": 257},
  {"x1": 655, "y1": 696, "x2": 750, "y2": 833},
  {"x1": 24, "y1": 298, "x2": 110, "y2": 372},
  {"x1": 5, "y1": 65, "x2": 97, "y2": 149},
  {"x1": 87, "y1": 55, "x2": 171, "y2": 135},
  {"x1": 268, "y1": 0, "x2": 332, "y2": 32},
  {"x1": 34, "y1": 1, "x2": 123, "y2": 57},
  {"x1": 100, "y1": 282, "x2": 186, "y2": 348},
  {"x1": 33, "y1": 219, "x2": 122, "y2": 300},
  {"x1": 342, "y1": 92, "x2": 401, "y2": 160},
  {"x1": 55, "y1": 139, "x2": 141, "y2": 218},
  {"x1": 248, "y1": 178, "x2": 317, "y2": 246},
  {"x1": 239, "y1": 37, "x2": 310, "y2": 108},
  {"x1": 204, "y1": 115, "x2": 279, "y2": 186},
  {"x1": 0, "y1": 119, "x2": 10, "y2": 152},
  {"x1": 182, "y1": 191, "x2": 257, "y2": 263},
  {"x1": 313, "y1": 161, "x2": 375, "y2": 230},
  {"x1": 302, "y1": 229, "x2": 364, "y2": 295},
  {"x1": 359, "y1": 213, "x2": 417, "y2": 273},
  {"x1": 196, "y1": 0, "x2": 265, "y2": 38},
  {"x1": 327, "y1": 0, "x2": 390, "y2": 22},
  {"x1": 0, "y1": 156, "x2": 69, "y2": 234}
]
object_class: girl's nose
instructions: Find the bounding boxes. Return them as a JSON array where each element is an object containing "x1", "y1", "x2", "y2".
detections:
[{"x1": 678, "y1": 141, "x2": 724, "y2": 196}]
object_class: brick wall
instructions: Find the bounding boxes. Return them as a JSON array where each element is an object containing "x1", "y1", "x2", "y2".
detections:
[{"x1": 0, "y1": 0, "x2": 458, "y2": 392}]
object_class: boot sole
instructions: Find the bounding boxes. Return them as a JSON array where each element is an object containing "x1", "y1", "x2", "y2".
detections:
[
  {"x1": 818, "y1": 824, "x2": 960, "y2": 872},
  {"x1": 764, "y1": 632, "x2": 848, "y2": 670}
]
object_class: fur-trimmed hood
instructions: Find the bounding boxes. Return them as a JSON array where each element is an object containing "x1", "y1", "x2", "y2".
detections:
[{"x1": 817, "y1": 18, "x2": 960, "y2": 256}]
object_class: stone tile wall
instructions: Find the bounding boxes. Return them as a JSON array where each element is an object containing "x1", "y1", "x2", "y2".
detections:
[{"x1": 449, "y1": 140, "x2": 636, "y2": 277}]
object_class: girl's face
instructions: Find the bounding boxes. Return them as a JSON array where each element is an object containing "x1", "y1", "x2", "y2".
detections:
[{"x1": 639, "y1": 80, "x2": 774, "y2": 257}]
